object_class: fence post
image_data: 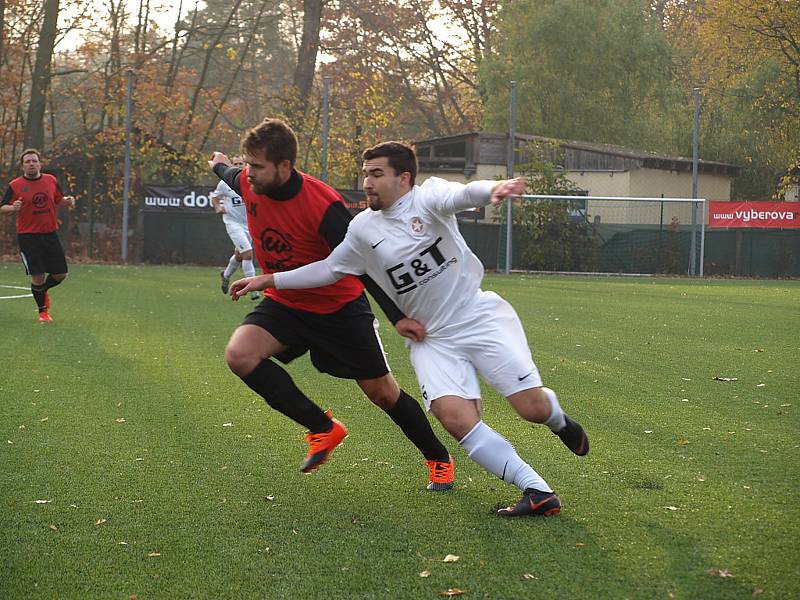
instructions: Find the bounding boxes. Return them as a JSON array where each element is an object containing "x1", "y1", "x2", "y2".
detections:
[
  {"x1": 321, "y1": 76, "x2": 330, "y2": 182},
  {"x1": 689, "y1": 87, "x2": 700, "y2": 276},
  {"x1": 505, "y1": 80, "x2": 516, "y2": 274},
  {"x1": 121, "y1": 69, "x2": 134, "y2": 263}
]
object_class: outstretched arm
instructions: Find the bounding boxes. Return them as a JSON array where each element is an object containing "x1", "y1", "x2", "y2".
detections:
[
  {"x1": 436, "y1": 176, "x2": 527, "y2": 214},
  {"x1": 228, "y1": 260, "x2": 342, "y2": 300},
  {"x1": 208, "y1": 152, "x2": 242, "y2": 194}
]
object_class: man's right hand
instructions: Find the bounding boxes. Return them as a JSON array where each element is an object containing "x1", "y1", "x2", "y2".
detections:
[
  {"x1": 230, "y1": 274, "x2": 275, "y2": 301},
  {"x1": 208, "y1": 151, "x2": 231, "y2": 170},
  {"x1": 9, "y1": 200, "x2": 21, "y2": 212}
]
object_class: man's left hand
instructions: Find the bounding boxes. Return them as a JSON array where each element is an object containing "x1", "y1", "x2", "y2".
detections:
[
  {"x1": 490, "y1": 177, "x2": 526, "y2": 205},
  {"x1": 395, "y1": 317, "x2": 427, "y2": 342}
]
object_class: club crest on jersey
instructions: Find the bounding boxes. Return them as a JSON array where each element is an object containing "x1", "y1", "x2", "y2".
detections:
[{"x1": 410, "y1": 216, "x2": 424, "y2": 235}]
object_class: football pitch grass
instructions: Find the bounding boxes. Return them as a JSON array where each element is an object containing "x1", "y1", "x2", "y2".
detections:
[{"x1": 1, "y1": 263, "x2": 798, "y2": 599}]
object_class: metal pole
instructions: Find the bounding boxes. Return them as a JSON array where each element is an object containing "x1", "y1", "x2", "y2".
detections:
[
  {"x1": 321, "y1": 76, "x2": 330, "y2": 182},
  {"x1": 121, "y1": 69, "x2": 134, "y2": 263},
  {"x1": 505, "y1": 81, "x2": 516, "y2": 274},
  {"x1": 689, "y1": 87, "x2": 700, "y2": 275},
  {"x1": 699, "y1": 200, "x2": 706, "y2": 277}
]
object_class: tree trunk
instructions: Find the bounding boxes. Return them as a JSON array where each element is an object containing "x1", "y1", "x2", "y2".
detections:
[
  {"x1": 24, "y1": 0, "x2": 60, "y2": 150},
  {"x1": 290, "y1": 0, "x2": 324, "y2": 120},
  {"x1": 0, "y1": 0, "x2": 6, "y2": 69}
]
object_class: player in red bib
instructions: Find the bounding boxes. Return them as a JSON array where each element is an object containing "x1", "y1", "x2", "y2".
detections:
[
  {"x1": 208, "y1": 119, "x2": 454, "y2": 490},
  {"x1": 1, "y1": 148, "x2": 75, "y2": 322}
]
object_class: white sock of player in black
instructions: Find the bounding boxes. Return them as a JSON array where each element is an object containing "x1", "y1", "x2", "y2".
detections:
[{"x1": 459, "y1": 420, "x2": 552, "y2": 493}]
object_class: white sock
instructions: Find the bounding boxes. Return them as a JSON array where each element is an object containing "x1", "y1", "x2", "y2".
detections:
[
  {"x1": 223, "y1": 255, "x2": 240, "y2": 278},
  {"x1": 459, "y1": 421, "x2": 552, "y2": 493},
  {"x1": 542, "y1": 387, "x2": 566, "y2": 432},
  {"x1": 242, "y1": 259, "x2": 256, "y2": 278}
]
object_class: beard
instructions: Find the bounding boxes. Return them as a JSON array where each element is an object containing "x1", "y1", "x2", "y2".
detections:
[{"x1": 250, "y1": 178, "x2": 277, "y2": 196}]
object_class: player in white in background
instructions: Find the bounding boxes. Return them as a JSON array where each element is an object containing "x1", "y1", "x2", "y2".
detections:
[
  {"x1": 211, "y1": 155, "x2": 259, "y2": 300},
  {"x1": 229, "y1": 141, "x2": 590, "y2": 517}
]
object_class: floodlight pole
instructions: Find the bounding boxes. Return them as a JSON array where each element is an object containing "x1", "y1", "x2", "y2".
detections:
[
  {"x1": 689, "y1": 87, "x2": 700, "y2": 276},
  {"x1": 321, "y1": 76, "x2": 330, "y2": 182},
  {"x1": 121, "y1": 68, "x2": 134, "y2": 263},
  {"x1": 505, "y1": 81, "x2": 517, "y2": 275}
]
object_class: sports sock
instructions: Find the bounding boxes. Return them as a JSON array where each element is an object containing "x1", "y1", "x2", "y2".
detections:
[
  {"x1": 31, "y1": 283, "x2": 47, "y2": 311},
  {"x1": 384, "y1": 390, "x2": 450, "y2": 462},
  {"x1": 541, "y1": 387, "x2": 567, "y2": 432},
  {"x1": 242, "y1": 259, "x2": 256, "y2": 278},
  {"x1": 241, "y1": 359, "x2": 331, "y2": 432},
  {"x1": 44, "y1": 275, "x2": 63, "y2": 290},
  {"x1": 223, "y1": 255, "x2": 241, "y2": 278},
  {"x1": 459, "y1": 421, "x2": 552, "y2": 493}
]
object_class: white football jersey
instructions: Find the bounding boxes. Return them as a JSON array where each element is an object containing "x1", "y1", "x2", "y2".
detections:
[
  {"x1": 325, "y1": 177, "x2": 496, "y2": 334},
  {"x1": 211, "y1": 180, "x2": 247, "y2": 227}
]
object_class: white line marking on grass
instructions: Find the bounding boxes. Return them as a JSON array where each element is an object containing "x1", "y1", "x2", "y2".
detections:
[{"x1": 0, "y1": 284, "x2": 33, "y2": 300}]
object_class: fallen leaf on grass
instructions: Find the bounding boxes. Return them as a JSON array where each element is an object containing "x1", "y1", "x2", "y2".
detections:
[
  {"x1": 264, "y1": 495, "x2": 274, "y2": 501},
  {"x1": 439, "y1": 589, "x2": 466, "y2": 597},
  {"x1": 222, "y1": 423, "x2": 233, "y2": 427},
  {"x1": 147, "y1": 552, "x2": 161, "y2": 557},
  {"x1": 48, "y1": 524, "x2": 58, "y2": 531},
  {"x1": 676, "y1": 439, "x2": 690, "y2": 445},
  {"x1": 713, "y1": 377, "x2": 738, "y2": 382},
  {"x1": 419, "y1": 570, "x2": 431, "y2": 578},
  {"x1": 521, "y1": 573, "x2": 538, "y2": 580},
  {"x1": 664, "y1": 506, "x2": 679, "y2": 511},
  {"x1": 33, "y1": 500, "x2": 51, "y2": 504},
  {"x1": 443, "y1": 554, "x2": 460, "y2": 562},
  {"x1": 707, "y1": 567, "x2": 734, "y2": 578},
  {"x1": 696, "y1": 475, "x2": 706, "y2": 481},
  {"x1": 96, "y1": 519, "x2": 107, "y2": 525},
  {"x1": 756, "y1": 384, "x2": 765, "y2": 388},
  {"x1": 575, "y1": 543, "x2": 585, "y2": 548},
  {"x1": 115, "y1": 418, "x2": 126, "y2": 423},
  {"x1": 40, "y1": 417, "x2": 49, "y2": 422}
]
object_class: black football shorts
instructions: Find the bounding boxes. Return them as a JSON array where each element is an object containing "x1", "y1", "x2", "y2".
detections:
[
  {"x1": 242, "y1": 294, "x2": 391, "y2": 380},
  {"x1": 18, "y1": 232, "x2": 68, "y2": 276}
]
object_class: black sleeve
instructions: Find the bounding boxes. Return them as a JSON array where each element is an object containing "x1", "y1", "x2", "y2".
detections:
[
  {"x1": 319, "y1": 202, "x2": 406, "y2": 326},
  {"x1": 212, "y1": 163, "x2": 242, "y2": 194},
  {"x1": 1, "y1": 186, "x2": 12, "y2": 205}
]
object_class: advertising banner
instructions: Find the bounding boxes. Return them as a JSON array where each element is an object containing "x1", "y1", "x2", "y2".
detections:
[
  {"x1": 709, "y1": 201, "x2": 800, "y2": 229},
  {"x1": 142, "y1": 185, "x2": 216, "y2": 212}
]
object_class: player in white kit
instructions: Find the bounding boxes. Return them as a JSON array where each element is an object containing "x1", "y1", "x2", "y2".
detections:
[
  {"x1": 211, "y1": 155, "x2": 259, "y2": 300},
  {"x1": 229, "y1": 141, "x2": 589, "y2": 517}
]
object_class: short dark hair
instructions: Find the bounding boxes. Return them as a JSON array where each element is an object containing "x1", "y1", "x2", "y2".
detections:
[
  {"x1": 242, "y1": 119, "x2": 297, "y2": 167},
  {"x1": 362, "y1": 141, "x2": 417, "y2": 186},
  {"x1": 20, "y1": 148, "x2": 41, "y2": 164}
]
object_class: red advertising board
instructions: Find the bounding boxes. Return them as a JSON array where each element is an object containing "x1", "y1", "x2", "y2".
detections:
[{"x1": 709, "y1": 201, "x2": 800, "y2": 228}]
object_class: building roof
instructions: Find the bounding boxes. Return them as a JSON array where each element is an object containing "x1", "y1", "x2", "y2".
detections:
[{"x1": 413, "y1": 132, "x2": 741, "y2": 177}]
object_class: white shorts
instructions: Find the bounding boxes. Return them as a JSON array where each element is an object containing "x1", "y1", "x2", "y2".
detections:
[
  {"x1": 224, "y1": 220, "x2": 252, "y2": 253},
  {"x1": 408, "y1": 290, "x2": 542, "y2": 410}
]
